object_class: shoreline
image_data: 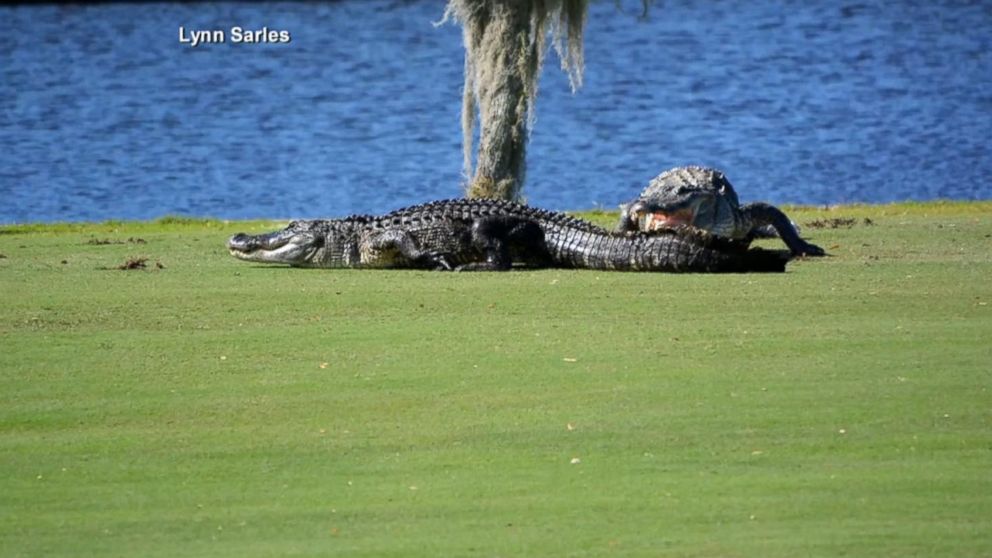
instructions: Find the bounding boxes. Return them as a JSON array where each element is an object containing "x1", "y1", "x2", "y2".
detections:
[{"x1": 2, "y1": 199, "x2": 991, "y2": 235}]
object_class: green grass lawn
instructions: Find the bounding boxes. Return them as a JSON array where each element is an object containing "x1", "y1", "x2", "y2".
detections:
[{"x1": 1, "y1": 203, "x2": 990, "y2": 557}]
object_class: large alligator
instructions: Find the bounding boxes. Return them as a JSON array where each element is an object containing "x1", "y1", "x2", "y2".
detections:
[
  {"x1": 228, "y1": 198, "x2": 790, "y2": 272},
  {"x1": 617, "y1": 166, "x2": 825, "y2": 256}
]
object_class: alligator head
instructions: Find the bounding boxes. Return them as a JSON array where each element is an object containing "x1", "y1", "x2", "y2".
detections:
[
  {"x1": 228, "y1": 220, "x2": 326, "y2": 266},
  {"x1": 618, "y1": 166, "x2": 745, "y2": 238}
]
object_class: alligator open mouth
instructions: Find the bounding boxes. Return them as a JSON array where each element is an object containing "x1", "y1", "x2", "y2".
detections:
[{"x1": 638, "y1": 208, "x2": 695, "y2": 231}]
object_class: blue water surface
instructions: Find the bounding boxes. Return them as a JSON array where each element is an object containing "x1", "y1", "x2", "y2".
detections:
[{"x1": 1, "y1": 0, "x2": 990, "y2": 223}]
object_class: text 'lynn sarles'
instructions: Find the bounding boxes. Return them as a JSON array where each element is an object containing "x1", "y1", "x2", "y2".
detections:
[{"x1": 178, "y1": 26, "x2": 291, "y2": 47}]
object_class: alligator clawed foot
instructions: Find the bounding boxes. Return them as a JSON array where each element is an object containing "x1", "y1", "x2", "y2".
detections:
[
  {"x1": 425, "y1": 252, "x2": 454, "y2": 271},
  {"x1": 793, "y1": 242, "x2": 826, "y2": 258}
]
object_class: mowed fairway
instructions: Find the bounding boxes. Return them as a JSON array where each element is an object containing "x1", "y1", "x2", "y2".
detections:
[{"x1": 1, "y1": 203, "x2": 990, "y2": 557}]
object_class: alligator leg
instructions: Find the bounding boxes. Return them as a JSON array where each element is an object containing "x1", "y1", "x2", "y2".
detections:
[
  {"x1": 456, "y1": 216, "x2": 548, "y2": 271},
  {"x1": 751, "y1": 221, "x2": 802, "y2": 239},
  {"x1": 742, "y1": 202, "x2": 825, "y2": 257},
  {"x1": 366, "y1": 229, "x2": 455, "y2": 270}
]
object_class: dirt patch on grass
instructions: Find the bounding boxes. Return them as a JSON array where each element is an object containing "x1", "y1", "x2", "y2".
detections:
[
  {"x1": 119, "y1": 257, "x2": 148, "y2": 270},
  {"x1": 805, "y1": 217, "x2": 875, "y2": 229},
  {"x1": 86, "y1": 237, "x2": 147, "y2": 245},
  {"x1": 96, "y1": 257, "x2": 164, "y2": 271}
]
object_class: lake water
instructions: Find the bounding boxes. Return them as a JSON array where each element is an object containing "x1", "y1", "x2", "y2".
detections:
[{"x1": 2, "y1": 0, "x2": 990, "y2": 223}]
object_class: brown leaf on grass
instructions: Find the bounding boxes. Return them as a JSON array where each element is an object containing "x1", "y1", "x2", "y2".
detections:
[{"x1": 106, "y1": 257, "x2": 163, "y2": 271}]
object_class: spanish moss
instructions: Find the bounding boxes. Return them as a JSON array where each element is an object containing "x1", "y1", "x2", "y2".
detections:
[{"x1": 440, "y1": 0, "x2": 589, "y2": 200}]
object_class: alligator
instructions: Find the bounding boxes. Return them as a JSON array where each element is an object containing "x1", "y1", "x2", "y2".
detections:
[
  {"x1": 616, "y1": 166, "x2": 825, "y2": 256},
  {"x1": 228, "y1": 198, "x2": 791, "y2": 273}
]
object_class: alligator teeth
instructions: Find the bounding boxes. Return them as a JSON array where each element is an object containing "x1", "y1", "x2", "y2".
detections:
[
  {"x1": 645, "y1": 214, "x2": 671, "y2": 231},
  {"x1": 646, "y1": 210, "x2": 694, "y2": 230}
]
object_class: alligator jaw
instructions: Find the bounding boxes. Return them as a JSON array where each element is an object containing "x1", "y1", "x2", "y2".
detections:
[
  {"x1": 639, "y1": 208, "x2": 695, "y2": 231},
  {"x1": 227, "y1": 230, "x2": 312, "y2": 264},
  {"x1": 228, "y1": 245, "x2": 263, "y2": 261}
]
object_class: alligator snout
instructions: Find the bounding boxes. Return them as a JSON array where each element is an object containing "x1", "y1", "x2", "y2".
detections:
[
  {"x1": 228, "y1": 233, "x2": 257, "y2": 253},
  {"x1": 228, "y1": 230, "x2": 299, "y2": 260}
]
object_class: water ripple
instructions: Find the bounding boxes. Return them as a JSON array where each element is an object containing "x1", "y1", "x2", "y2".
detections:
[{"x1": 1, "y1": 0, "x2": 990, "y2": 223}]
